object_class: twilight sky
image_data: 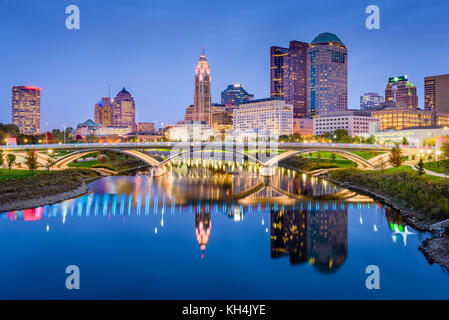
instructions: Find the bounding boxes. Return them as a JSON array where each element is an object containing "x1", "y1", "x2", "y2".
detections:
[{"x1": 0, "y1": 0, "x2": 448, "y2": 130}]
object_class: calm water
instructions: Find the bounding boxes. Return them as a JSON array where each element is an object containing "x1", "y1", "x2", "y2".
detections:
[{"x1": 0, "y1": 165, "x2": 448, "y2": 299}]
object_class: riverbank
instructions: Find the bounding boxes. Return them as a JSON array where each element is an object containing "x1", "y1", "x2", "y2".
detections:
[
  {"x1": 327, "y1": 167, "x2": 449, "y2": 273},
  {"x1": 0, "y1": 169, "x2": 100, "y2": 212}
]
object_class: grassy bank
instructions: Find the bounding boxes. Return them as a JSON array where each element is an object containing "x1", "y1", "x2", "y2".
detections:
[
  {"x1": 0, "y1": 169, "x2": 100, "y2": 206},
  {"x1": 0, "y1": 168, "x2": 45, "y2": 181},
  {"x1": 280, "y1": 154, "x2": 356, "y2": 172},
  {"x1": 329, "y1": 168, "x2": 449, "y2": 224}
]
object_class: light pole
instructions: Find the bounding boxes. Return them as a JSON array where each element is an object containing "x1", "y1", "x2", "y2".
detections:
[{"x1": 63, "y1": 124, "x2": 66, "y2": 145}]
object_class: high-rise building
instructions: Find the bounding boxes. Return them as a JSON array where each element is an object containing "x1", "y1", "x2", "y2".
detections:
[
  {"x1": 270, "y1": 46, "x2": 289, "y2": 99},
  {"x1": 94, "y1": 97, "x2": 114, "y2": 127},
  {"x1": 190, "y1": 49, "x2": 212, "y2": 124},
  {"x1": 233, "y1": 98, "x2": 293, "y2": 138},
  {"x1": 12, "y1": 86, "x2": 41, "y2": 135},
  {"x1": 113, "y1": 87, "x2": 136, "y2": 131},
  {"x1": 385, "y1": 75, "x2": 418, "y2": 109},
  {"x1": 221, "y1": 84, "x2": 253, "y2": 106},
  {"x1": 307, "y1": 32, "x2": 348, "y2": 116},
  {"x1": 424, "y1": 74, "x2": 449, "y2": 124},
  {"x1": 360, "y1": 93, "x2": 383, "y2": 110},
  {"x1": 270, "y1": 41, "x2": 308, "y2": 118}
]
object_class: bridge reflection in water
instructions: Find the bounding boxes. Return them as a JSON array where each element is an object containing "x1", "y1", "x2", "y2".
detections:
[{"x1": 1, "y1": 166, "x2": 412, "y2": 272}]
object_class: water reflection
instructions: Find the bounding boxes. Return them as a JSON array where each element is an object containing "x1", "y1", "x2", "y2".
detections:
[{"x1": 1, "y1": 165, "x2": 417, "y2": 274}]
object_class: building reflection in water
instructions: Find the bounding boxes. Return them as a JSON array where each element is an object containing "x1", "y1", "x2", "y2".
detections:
[
  {"x1": 195, "y1": 209, "x2": 211, "y2": 259},
  {"x1": 270, "y1": 206, "x2": 347, "y2": 273},
  {"x1": 2, "y1": 164, "x2": 409, "y2": 267}
]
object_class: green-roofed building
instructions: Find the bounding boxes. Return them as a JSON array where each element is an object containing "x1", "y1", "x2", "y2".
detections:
[{"x1": 307, "y1": 32, "x2": 348, "y2": 116}]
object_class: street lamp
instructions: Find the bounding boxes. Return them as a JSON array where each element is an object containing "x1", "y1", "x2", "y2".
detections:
[{"x1": 63, "y1": 124, "x2": 66, "y2": 145}]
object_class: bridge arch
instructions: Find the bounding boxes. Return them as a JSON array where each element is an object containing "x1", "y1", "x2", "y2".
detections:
[
  {"x1": 264, "y1": 149, "x2": 375, "y2": 169},
  {"x1": 155, "y1": 148, "x2": 266, "y2": 168},
  {"x1": 50, "y1": 148, "x2": 161, "y2": 169}
]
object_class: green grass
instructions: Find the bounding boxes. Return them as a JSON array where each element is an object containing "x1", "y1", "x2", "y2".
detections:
[
  {"x1": 0, "y1": 169, "x2": 100, "y2": 206},
  {"x1": 0, "y1": 168, "x2": 45, "y2": 181},
  {"x1": 68, "y1": 160, "x2": 100, "y2": 168},
  {"x1": 383, "y1": 165, "x2": 444, "y2": 181},
  {"x1": 329, "y1": 168, "x2": 449, "y2": 223},
  {"x1": 349, "y1": 151, "x2": 385, "y2": 160},
  {"x1": 423, "y1": 161, "x2": 447, "y2": 174}
]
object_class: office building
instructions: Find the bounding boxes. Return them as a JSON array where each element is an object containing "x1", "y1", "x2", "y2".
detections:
[
  {"x1": 112, "y1": 87, "x2": 136, "y2": 131},
  {"x1": 137, "y1": 122, "x2": 155, "y2": 133},
  {"x1": 313, "y1": 110, "x2": 379, "y2": 136},
  {"x1": 94, "y1": 97, "x2": 114, "y2": 127},
  {"x1": 233, "y1": 98, "x2": 293, "y2": 138},
  {"x1": 270, "y1": 41, "x2": 308, "y2": 118},
  {"x1": 293, "y1": 118, "x2": 313, "y2": 137},
  {"x1": 360, "y1": 93, "x2": 383, "y2": 110},
  {"x1": 385, "y1": 75, "x2": 418, "y2": 109},
  {"x1": 167, "y1": 121, "x2": 214, "y2": 141},
  {"x1": 221, "y1": 84, "x2": 253, "y2": 106},
  {"x1": 307, "y1": 32, "x2": 348, "y2": 116},
  {"x1": 371, "y1": 102, "x2": 432, "y2": 131},
  {"x1": 425, "y1": 74, "x2": 449, "y2": 124},
  {"x1": 12, "y1": 86, "x2": 41, "y2": 135}
]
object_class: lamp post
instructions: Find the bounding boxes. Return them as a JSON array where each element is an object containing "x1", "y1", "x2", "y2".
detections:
[{"x1": 63, "y1": 124, "x2": 66, "y2": 145}]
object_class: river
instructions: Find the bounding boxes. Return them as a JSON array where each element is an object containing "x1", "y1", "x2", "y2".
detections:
[{"x1": 0, "y1": 164, "x2": 448, "y2": 299}]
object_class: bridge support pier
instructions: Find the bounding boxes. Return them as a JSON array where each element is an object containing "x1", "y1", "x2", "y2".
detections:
[
  {"x1": 151, "y1": 166, "x2": 167, "y2": 177},
  {"x1": 259, "y1": 166, "x2": 276, "y2": 177}
]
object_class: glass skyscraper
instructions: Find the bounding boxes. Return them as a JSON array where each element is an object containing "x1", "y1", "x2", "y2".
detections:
[
  {"x1": 270, "y1": 41, "x2": 308, "y2": 118},
  {"x1": 221, "y1": 84, "x2": 253, "y2": 106},
  {"x1": 307, "y1": 32, "x2": 348, "y2": 116}
]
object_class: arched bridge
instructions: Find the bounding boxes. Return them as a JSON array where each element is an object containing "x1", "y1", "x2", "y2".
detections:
[{"x1": 2, "y1": 141, "x2": 432, "y2": 176}]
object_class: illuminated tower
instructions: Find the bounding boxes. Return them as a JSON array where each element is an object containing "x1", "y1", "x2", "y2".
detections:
[
  {"x1": 113, "y1": 87, "x2": 136, "y2": 131},
  {"x1": 193, "y1": 48, "x2": 212, "y2": 123},
  {"x1": 307, "y1": 32, "x2": 348, "y2": 116},
  {"x1": 195, "y1": 210, "x2": 211, "y2": 260},
  {"x1": 12, "y1": 86, "x2": 41, "y2": 135},
  {"x1": 385, "y1": 76, "x2": 418, "y2": 109}
]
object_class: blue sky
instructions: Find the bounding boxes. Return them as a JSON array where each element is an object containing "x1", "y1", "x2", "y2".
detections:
[{"x1": 0, "y1": 0, "x2": 448, "y2": 130}]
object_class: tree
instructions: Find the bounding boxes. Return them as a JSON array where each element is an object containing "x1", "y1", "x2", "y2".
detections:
[
  {"x1": 0, "y1": 150, "x2": 3, "y2": 168},
  {"x1": 25, "y1": 149, "x2": 39, "y2": 176},
  {"x1": 6, "y1": 154, "x2": 16, "y2": 178},
  {"x1": 415, "y1": 158, "x2": 425, "y2": 176},
  {"x1": 401, "y1": 137, "x2": 409, "y2": 145},
  {"x1": 389, "y1": 143, "x2": 403, "y2": 167},
  {"x1": 330, "y1": 153, "x2": 336, "y2": 161}
]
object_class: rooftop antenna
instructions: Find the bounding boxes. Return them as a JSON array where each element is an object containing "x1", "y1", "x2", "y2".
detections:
[
  {"x1": 108, "y1": 84, "x2": 111, "y2": 98},
  {"x1": 201, "y1": 46, "x2": 205, "y2": 56}
]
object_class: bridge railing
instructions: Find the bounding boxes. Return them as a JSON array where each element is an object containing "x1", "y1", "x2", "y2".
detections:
[{"x1": 0, "y1": 141, "x2": 436, "y2": 151}]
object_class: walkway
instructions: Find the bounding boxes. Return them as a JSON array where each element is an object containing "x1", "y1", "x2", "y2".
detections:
[{"x1": 408, "y1": 164, "x2": 448, "y2": 178}]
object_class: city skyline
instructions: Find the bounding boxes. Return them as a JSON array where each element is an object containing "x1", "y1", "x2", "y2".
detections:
[{"x1": 1, "y1": 0, "x2": 448, "y2": 129}]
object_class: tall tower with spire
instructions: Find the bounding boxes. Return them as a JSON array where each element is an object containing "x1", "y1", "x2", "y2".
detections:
[{"x1": 192, "y1": 48, "x2": 212, "y2": 123}]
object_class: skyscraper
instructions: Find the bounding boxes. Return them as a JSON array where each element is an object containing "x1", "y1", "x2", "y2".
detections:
[
  {"x1": 270, "y1": 46, "x2": 289, "y2": 99},
  {"x1": 113, "y1": 87, "x2": 136, "y2": 131},
  {"x1": 191, "y1": 49, "x2": 212, "y2": 124},
  {"x1": 360, "y1": 93, "x2": 383, "y2": 110},
  {"x1": 12, "y1": 86, "x2": 41, "y2": 135},
  {"x1": 94, "y1": 97, "x2": 114, "y2": 127},
  {"x1": 424, "y1": 74, "x2": 449, "y2": 115},
  {"x1": 385, "y1": 75, "x2": 418, "y2": 109},
  {"x1": 221, "y1": 84, "x2": 253, "y2": 106},
  {"x1": 270, "y1": 41, "x2": 308, "y2": 118},
  {"x1": 307, "y1": 32, "x2": 348, "y2": 116}
]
